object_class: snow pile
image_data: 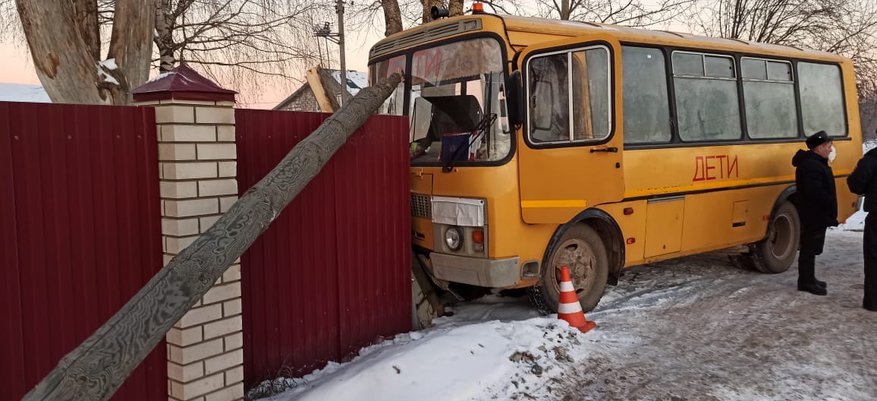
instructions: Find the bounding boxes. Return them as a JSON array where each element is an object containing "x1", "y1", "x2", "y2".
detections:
[
  {"x1": 328, "y1": 70, "x2": 369, "y2": 96},
  {"x1": 100, "y1": 58, "x2": 119, "y2": 71},
  {"x1": 97, "y1": 58, "x2": 120, "y2": 85},
  {"x1": 0, "y1": 83, "x2": 50, "y2": 103},
  {"x1": 254, "y1": 314, "x2": 595, "y2": 401},
  {"x1": 147, "y1": 71, "x2": 175, "y2": 84}
]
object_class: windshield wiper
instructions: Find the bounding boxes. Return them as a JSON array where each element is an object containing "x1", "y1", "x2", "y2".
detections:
[{"x1": 442, "y1": 112, "x2": 497, "y2": 173}]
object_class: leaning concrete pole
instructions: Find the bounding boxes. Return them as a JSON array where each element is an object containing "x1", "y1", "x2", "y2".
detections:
[{"x1": 22, "y1": 73, "x2": 402, "y2": 401}]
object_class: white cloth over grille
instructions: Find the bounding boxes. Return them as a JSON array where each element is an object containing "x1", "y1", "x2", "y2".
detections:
[{"x1": 431, "y1": 196, "x2": 485, "y2": 227}]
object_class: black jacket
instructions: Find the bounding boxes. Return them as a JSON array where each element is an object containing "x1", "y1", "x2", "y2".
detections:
[
  {"x1": 792, "y1": 149, "x2": 838, "y2": 227},
  {"x1": 847, "y1": 147, "x2": 877, "y2": 212}
]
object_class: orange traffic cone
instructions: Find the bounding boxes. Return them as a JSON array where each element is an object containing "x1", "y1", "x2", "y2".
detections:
[{"x1": 557, "y1": 265, "x2": 596, "y2": 333}]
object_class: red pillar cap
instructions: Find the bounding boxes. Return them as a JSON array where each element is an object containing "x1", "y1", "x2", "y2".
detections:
[{"x1": 132, "y1": 63, "x2": 237, "y2": 103}]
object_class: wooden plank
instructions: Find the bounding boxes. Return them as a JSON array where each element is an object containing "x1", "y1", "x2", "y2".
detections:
[{"x1": 306, "y1": 66, "x2": 339, "y2": 113}]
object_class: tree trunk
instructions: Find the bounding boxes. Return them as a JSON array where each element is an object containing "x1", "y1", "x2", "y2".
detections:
[
  {"x1": 20, "y1": 72, "x2": 402, "y2": 401},
  {"x1": 382, "y1": 0, "x2": 403, "y2": 36},
  {"x1": 422, "y1": 0, "x2": 444, "y2": 23},
  {"x1": 155, "y1": 0, "x2": 177, "y2": 72},
  {"x1": 449, "y1": 0, "x2": 464, "y2": 16},
  {"x1": 16, "y1": 0, "x2": 109, "y2": 104},
  {"x1": 107, "y1": 0, "x2": 155, "y2": 103},
  {"x1": 71, "y1": 0, "x2": 100, "y2": 61},
  {"x1": 561, "y1": 0, "x2": 571, "y2": 20}
]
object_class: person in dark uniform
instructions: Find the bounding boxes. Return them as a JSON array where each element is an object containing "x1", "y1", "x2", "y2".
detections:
[
  {"x1": 791, "y1": 131, "x2": 838, "y2": 295},
  {"x1": 847, "y1": 139, "x2": 877, "y2": 311}
]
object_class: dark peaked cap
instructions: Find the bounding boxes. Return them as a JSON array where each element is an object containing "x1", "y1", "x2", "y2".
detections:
[{"x1": 806, "y1": 130, "x2": 832, "y2": 150}]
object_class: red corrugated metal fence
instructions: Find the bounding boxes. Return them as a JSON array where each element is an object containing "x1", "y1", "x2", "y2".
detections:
[
  {"x1": 236, "y1": 110, "x2": 411, "y2": 388},
  {"x1": 0, "y1": 102, "x2": 167, "y2": 401}
]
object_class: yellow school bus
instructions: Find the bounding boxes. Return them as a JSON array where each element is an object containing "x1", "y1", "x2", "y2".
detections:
[{"x1": 368, "y1": 8, "x2": 861, "y2": 312}]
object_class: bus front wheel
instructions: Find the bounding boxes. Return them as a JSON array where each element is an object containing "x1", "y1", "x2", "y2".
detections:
[
  {"x1": 528, "y1": 224, "x2": 609, "y2": 314},
  {"x1": 750, "y1": 202, "x2": 801, "y2": 274}
]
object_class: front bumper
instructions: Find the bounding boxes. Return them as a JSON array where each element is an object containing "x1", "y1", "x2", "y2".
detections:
[{"x1": 429, "y1": 253, "x2": 522, "y2": 288}]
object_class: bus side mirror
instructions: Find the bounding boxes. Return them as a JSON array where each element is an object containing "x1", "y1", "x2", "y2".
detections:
[{"x1": 505, "y1": 70, "x2": 524, "y2": 128}]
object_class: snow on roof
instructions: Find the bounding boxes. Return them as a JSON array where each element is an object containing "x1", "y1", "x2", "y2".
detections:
[
  {"x1": 327, "y1": 69, "x2": 369, "y2": 96},
  {"x1": 0, "y1": 83, "x2": 50, "y2": 103}
]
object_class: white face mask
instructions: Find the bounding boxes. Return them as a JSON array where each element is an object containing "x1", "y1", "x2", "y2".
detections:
[{"x1": 828, "y1": 145, "x2": 837, "y2": 162}]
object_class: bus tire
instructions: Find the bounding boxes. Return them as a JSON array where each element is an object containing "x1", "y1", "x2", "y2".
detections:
[
  {"x1": 528, "y1": 224, "x2": 609, "y2": 313},
  {"x1": 750, "y1": 202, "x2": 800, "y2": 274}
]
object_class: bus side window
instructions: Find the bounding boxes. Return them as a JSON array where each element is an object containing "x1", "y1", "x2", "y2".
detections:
[
  {"x1": 531, "y1": 79, "x2": 554, "y2": 130},
  {"x1": 798, "y1": 62, "x2": 846, "y2": 137},
  {"x1": 622, "y1": 46, "x2": 671, "y2": 144},
  {"x1": 742, "y1": 58, "x2": 798, "y2": 139},
  {"x1": 672, "y1": 52, "x2": 742, "y2": 142},
  {"x1": 572, "y1": 47, "x2": 610, "y2": 141},
  {"x1": 529, "y1": 54, "x2": 570, "y2": 143}
]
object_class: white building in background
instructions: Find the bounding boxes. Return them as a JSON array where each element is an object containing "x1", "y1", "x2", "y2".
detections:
[{"x1": 274, "y1": 68, "x2": 368, "y2": 112}]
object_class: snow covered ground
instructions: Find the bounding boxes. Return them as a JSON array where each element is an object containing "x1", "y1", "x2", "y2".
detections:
[
  {"x1": 0, "y1": 83, "x2": 50, "y2": 103},
  {"x1": 255, "y1": 229, "x2": 875, "y2": 401},
  {"x1": 254, "y1": 142, "x2": 877, "y2": 401}
]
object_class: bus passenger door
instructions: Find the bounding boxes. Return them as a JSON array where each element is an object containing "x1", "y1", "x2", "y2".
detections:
[{"x1": 517, "y1": 35, "x2": 624, "y2": 224}]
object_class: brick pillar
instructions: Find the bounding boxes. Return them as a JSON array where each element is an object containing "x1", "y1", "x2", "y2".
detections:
[{"x1": 133, "y1": 65, "x2": 243, "y2": 401}]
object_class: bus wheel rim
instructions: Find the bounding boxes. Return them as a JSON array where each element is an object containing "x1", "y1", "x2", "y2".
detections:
[
  {"x1": 553, "y1": 239, "x2": 596, "y2": 295},
  {"x1": 770, "y1": 214, "x2": 794, "y2": 260}
]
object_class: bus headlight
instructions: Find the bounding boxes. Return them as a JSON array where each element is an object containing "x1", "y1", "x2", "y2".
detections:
[{"x1": 444, "y1": 226, "x2": 463, "y2": 251}]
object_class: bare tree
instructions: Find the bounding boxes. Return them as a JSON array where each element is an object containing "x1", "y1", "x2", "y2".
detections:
[
  {"x1": 449, "y1": 0, "x2": 465, "y2": 16},
  {"x1": 535, "y1": 0, "x2": 695, "y2": 26},
  {"x1": 12, "y1": 0, "x2": 152, "y2": 105},
  {"x1": 691, "y1": 0, "x2": 836, "y2": 44},
  {"x1": 382, "y1": 0, "x2": 404, "y2": 35},
  {"x1": 154, "y1": 1, "x2": 319, "y2": 75},
  {"x1": 345, "y1": 0, "x2": 414, "y2": 38},
  {"x1": 3, "y1": 0, "x2": 321, "y2": 105},
  {"x1": 689, "y1": 0, "x2": 877, "y2": 139},
  {"x1": 477, "y1": 1, "x2": 527, "y2": 15},
  {"x1": 349, "y1": 0, "x2": 480, "y2": 40},
  {"x1": 857, "y1": 57, "x2": 877, "y2": 140},
  {"x1": 421, "y1": 0, "x2": 443, "y2": 23}
]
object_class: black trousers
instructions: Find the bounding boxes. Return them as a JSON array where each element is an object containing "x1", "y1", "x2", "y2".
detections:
[
  {"x1": 798, "y1": 222, "x2": 827, "y2": 285},
  {"x1": 864, "y1": 213, "x2": 877, "y2": 309}
]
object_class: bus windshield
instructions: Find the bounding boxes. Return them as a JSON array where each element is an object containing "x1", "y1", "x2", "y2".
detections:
[{"x1": 370, "y1": 37, "x2": 511, "y2": 166}]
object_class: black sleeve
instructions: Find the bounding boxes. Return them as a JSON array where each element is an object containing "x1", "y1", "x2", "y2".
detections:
[
  {"x1": 847, "y1": 156, "x2": 874, "y2": 195},
  {"x1": 798, "y1": 164, "x2": 836, "y2": 209}
]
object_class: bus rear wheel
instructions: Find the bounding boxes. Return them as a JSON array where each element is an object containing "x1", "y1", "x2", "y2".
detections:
[
  {"x1": 528, "y1": 224, "x2": 608, "y2": 314},
  {"x1": 749, "y1": 202, "x2": 800, "y2": 274}
]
